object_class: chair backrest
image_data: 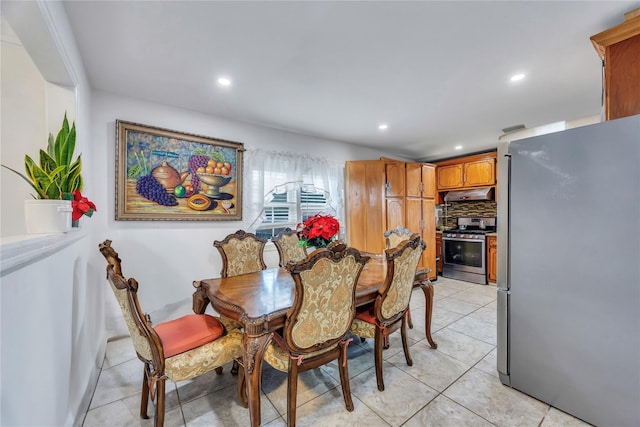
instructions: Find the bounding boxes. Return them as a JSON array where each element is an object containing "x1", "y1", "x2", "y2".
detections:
[
  {"x1": 214, "y1": 230, "x2": 267, "y2": 277},
  {"x1": 283, "y1": 243, "x2": 369, "y2": 354},
  {"x1": 272, "y1": 228, "x2": 308, "y2": 267},
  {"x1": 98, "y1": 240, "x2": 162, "y2": 367},
  {"x1": 376, "y1": 234, "x2": 425, "y2": 323},
  {"x1": 384, "y1": 225, "x2": 413, "y2": 249}
]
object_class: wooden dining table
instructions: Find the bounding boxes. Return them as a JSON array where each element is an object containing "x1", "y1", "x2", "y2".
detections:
[{"x1": 192, "y1": 253, "x2": 437, "y2": 427}]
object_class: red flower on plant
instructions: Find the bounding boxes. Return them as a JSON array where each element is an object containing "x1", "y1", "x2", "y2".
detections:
[
  {"x1": 297, "y1": 214, "x2": 340, "y2": 248},
  {"x1": 71, "y1": 189, "x2": 97, "y2": 221}
]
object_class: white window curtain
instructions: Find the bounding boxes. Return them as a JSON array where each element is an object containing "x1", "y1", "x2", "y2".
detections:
[{"x1": 243, "y1": 148, "x2": 345, "y2": 237}]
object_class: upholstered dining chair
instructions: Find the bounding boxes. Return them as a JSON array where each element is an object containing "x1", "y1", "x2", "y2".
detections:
[
  {"x1": 384, "y1": 225, "x2": 420, "y2": 329},
  {"x1": 272, "y1": 227, "x2": 307, "y2": 267},
  {"x1": 98, "y1": 240, "x2": 244, "y2": 427},
  {"x1": 257, "y1": 242, "x2": 370, "y2": 426},
  {"x1": 384, "y1": 225, "x2": 412, "y2": 250},
  {"x1": 214, "y1": 229, "x2": 267, "y2": 277},
  {"x1": 350, "y1": 233, "x2": 425, "y2": 391}
]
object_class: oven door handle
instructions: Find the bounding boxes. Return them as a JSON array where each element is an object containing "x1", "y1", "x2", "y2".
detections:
[{"x1": 442, "y1": 237, "x2": 486, "y2": 243}]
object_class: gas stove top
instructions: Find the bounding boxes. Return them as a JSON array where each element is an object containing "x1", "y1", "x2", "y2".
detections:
[
  {"x1": 445, "y1": 229, "x2": 493, "y2": 235},
  {"x1": 443, "y1": 217, "x2": 497, "y2": 238}
]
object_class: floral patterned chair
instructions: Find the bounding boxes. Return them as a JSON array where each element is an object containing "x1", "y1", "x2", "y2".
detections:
[
  {"x1": 98, "y1": 240, "x2": 244, "y2": 427},
  {"x1": 350, "y1": 233, "x2": 425, "y2": 391},
  {"x1": 384, "y1": 225, "x2": 412, "y2": 249},
  {"x1": 272, "y1": 227, "x2": 307, "y2": 267},
  {"x1": 257, "y1": 242, "x2": 370, "y2": 426},
  {"x1": 214, "y1": 230, "x2": 267, "y2": 277}
]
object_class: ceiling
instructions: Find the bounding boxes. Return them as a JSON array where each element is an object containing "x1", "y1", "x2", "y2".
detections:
[{"x1": 62, "y1": 1, "x2": 638, "y2": 161}]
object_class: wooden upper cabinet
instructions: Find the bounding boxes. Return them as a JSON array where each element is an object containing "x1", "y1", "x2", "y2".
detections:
[
  {"x1": 406, "y1": 163, "x2": 436, "y2": 198},
  {"x1": 385, "y1": 162, "x2": 405, "y2": 198},
  {"x1": 435, "y1": 152, "x2": 497, "y2": 191},
  {"x1": 463, "y1": 159, "x2": 495, "y2": 187},
  {"x1": 590, "y1": 9, "x2": 640, "y2": 120},
  {"x1": 437, "y1": 164, "x2": 464, "y2": 190}
]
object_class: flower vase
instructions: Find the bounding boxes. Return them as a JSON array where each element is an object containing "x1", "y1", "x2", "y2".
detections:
[{"x1": 72, "y1": 219, "x2": 80, "y2": 228}]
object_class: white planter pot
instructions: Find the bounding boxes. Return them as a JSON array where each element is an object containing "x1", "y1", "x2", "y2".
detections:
[{"x1": 24, "y1": 200, "x2": 72, "y2": 234}]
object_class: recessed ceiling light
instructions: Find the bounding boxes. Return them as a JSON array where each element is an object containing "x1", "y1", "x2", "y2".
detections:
[
  {"x1": 455, "y1": 145, "x2": 463, "y2": 150},
  {"x1": 217, "y1": 77, "x2": 231, "y2": 86},
  {"x1": 510, "y1": 73, "x2": 525, "y2": 82},
  {"x1": 378, "y1": 124, "x2": 388, "y2": 130}
]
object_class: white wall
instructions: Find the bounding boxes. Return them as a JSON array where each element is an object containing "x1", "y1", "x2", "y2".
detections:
[
  {"x1": 0, "y1": 2, "x2": 102, "y2": 426},
  {"x1": 91, "y1": 91, "x2": 396, "y2": 313}
]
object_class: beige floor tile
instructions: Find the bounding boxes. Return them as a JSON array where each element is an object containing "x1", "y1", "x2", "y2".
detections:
[
  {"x1": 540, "y1": 407, "x2": 593, "y2": 426},
  {"x1": 387, "y1": 340, "x2": 469, "y2": 392},
  {"x1": 450, "y1": 290, "x2": 496, "y2": 307},
  {"x1": 174, "y1": 362, "x2": 242, "y2": 404},
  {"x1": 103, "y1": 335, "x2": 136, "y2": 369},
  {"x1": 474, "y1": 347, "x2": 498, "y2": 378},
  {"x1": 350, "y1": 363, "x2": 438, "y2": 426},
  {"x1": 432, "y1": 328, "x2": 494, "y2": 366},
  {"x1": 431, "y1": 305, "x2": 466, "y2": 331},
  {"x1": 181, "y1": 383, "x2": 279, "y2": 426},
  {"x1": 261, "y1": 363, "x2": 341, "y2": 416},
  {"x1": 437, "y1": 297, "x2": 483, "y2": 315},
  {"x1": 83, "y1": 392, "x2": 185, "y2": 427},
  {"x1": 89, "y1": 358, "x2": 148, "y2": 409},
  {"x1": 444, "y1": 368, "x2": 549, "y2": 427},
  {"x1": 293, "y1": 390, "x2": 388, "y2": 427},
  {"x1": 404, "y1": 394, "x2": 494, "y2": 427},
  {"x1": 467, "y1": 306, "x2": 497, "y2": 325},
  {"x1": 448, "y1": 315, "x2": 497, "y2": 345}
]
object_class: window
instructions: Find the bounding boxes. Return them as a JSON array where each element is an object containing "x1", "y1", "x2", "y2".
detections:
[
  {"x1": 244, "y1": 149, "x2": 345, "y2": 241},
  {"x1": 255, "y1": 183, "x2": 331, "y2": 240}
]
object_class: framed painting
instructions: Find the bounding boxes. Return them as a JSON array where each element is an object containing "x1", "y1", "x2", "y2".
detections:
[{"x1": 115, "y1": 120, "x2": 244, "y2": 221}]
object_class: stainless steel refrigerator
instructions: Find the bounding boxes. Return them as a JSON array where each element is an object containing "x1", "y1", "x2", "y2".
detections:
[{"x1": 497, "y1": 115, "x2": 640, "y2": 427}]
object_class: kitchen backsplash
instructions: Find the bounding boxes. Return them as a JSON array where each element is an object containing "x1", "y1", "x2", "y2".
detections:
[{"x1": 440, "y1": 200, "x2": 497, "y2": 228}]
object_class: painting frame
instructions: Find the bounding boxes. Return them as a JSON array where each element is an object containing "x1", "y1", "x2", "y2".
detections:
[{"x1": 115, "y1": 120, "x2": 244, "y2": 221}]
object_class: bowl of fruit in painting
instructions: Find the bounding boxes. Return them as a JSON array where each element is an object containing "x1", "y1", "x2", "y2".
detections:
[
  {"x1": 196, "y1": 173, "x2": 232, "y2": 197},
  {"x1": 192, "y1": 158, "x2": 233, "y2": 198}
]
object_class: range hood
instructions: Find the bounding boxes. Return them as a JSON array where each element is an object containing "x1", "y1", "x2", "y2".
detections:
[{"x1": 444, "y1": 187, "x2": 493, "y2": 202}]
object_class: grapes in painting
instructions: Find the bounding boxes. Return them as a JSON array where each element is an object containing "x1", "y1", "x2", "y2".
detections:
[{"x1": 136, "y1": 174, "x2": 178, "y2": 206}]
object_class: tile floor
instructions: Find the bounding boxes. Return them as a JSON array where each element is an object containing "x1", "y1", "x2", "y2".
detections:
[{"x1": 81, "y1": 277, "x2": 592, "y2": 426}]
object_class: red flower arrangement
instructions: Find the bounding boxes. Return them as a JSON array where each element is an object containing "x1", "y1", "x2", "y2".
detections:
[
  {"x1": 297, "y1": 213, "x2": 340, "y2": 248},
  {"x1": 65, "y1": 189, "x2": 97, "y2": 221}
]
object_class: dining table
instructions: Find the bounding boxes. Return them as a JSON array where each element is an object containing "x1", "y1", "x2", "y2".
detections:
[{"x1": 192, "y1": 253, "x2": 437, "y2": 427}]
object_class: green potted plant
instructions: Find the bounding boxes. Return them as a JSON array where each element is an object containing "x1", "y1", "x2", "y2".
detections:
[{"x1": 2, "y1": 113, "x2": 96, "y2": 233}]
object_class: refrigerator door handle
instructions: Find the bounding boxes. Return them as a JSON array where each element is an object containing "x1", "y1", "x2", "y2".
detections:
[{"x1": 497, "y1": 288, "x2": 510, "y2": 385}]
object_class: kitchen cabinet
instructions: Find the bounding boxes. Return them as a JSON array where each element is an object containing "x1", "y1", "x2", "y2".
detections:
[
  {"x1": 435, "y1": 233, "x2": 443, "y2": 274},
  {"x1": 590, "y1": 8, "x2": 640, "y2": 120},
  {"x1": 434, "y1": 152, "x2": 497, "y2": 192},
  {"x1": 405, "y1": 162, "x2": 436, "y2": 278},
  {"x1": 487, "y1": 235, "x2": 497, "y2": 283},
  {"x1": 345, "y1": 159, "x2": 436, "y2": 280},
  {"x1": 345, "y1": 161, "x2": 385, "y2": 254}
]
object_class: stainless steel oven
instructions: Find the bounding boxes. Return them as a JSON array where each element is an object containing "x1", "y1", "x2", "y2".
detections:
[{"x1": 441, "y1": 217, "x2": 496, "y2": 284}]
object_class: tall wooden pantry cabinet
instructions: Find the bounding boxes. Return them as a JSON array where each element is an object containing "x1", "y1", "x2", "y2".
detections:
[{"x1": 345, "y1": 159, "x2": 436, "y2": 280}]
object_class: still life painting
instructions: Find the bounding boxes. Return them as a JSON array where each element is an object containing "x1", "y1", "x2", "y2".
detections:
[{"x1": 116, "y1": 120, "x2": 243, "y2": 220}]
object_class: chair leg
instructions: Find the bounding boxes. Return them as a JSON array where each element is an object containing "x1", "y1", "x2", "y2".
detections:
[
  {"x1": 407, "y1": 307, "x2": 414, "y2": 329},
  {"x1": 401, "y1": 315, "x2": 413, "y2": 367},
  {"x1": 237, "y1": 361, "x2": 248, "y2": 408},
  {"x1": 374, "y1": 328, "x2": 385, "y2": 391},
  {"x1": 154, "y1": 378, "x2": 166, "y2": 427},
  {"x1": 231, "y1": 359, "x2": 239, "y2": 375},
  {"x1": 287, "y1": 363, "x2": 299, "y2": 427},
  {"x1": 140, "y1": 365, "x2": 150, "y2": 419},
  {"x1": 215, "y1": 366, "x2": 223, "y2": 375},
  {"x1": 338, "y1": 342, "x2": 355, "y2": 411}
]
